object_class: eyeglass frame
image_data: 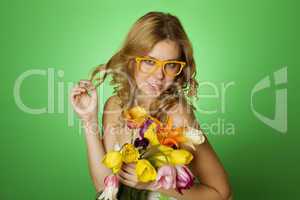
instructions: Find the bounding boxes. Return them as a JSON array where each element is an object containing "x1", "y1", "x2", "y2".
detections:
[{"x1": 134, "y1": 56, "x2": 186, "y2": 77}]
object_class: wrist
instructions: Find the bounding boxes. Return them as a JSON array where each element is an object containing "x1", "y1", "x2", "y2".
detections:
[
  {"x1": 83, "y1": 119, "x2": 99, "y2": 136},
  {"x1": 146, "y1": 181, "x2": 160, "y2": 192},
  {"x1": 82, "y1": 114, "x2": 98, "y2": 126}
]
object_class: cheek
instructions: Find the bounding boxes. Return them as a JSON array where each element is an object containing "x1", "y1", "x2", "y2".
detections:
[
  {"x1": 135, "y1": 71, "x2": 143, "y2": 83},
  {"x1": 134, "y1": 71, "x2": 150, "y2": 88},
  {"x1": 163, "y1": 78, "x2": 175, "y2": 90}
]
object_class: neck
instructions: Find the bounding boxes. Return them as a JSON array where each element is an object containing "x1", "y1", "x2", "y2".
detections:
[
  {"x1": 136, "y1": 96, "x2": 154, "y2": 111},
  {"x1": 135, "y1": 90, "x2": 157, "y2": 111}
]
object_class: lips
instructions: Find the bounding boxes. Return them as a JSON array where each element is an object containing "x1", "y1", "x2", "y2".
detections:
[{"x1": 147, "y1": 81, "x2": 162, "y2": 90}]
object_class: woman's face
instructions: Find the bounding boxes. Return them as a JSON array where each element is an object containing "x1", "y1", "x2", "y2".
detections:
[{"x1": 134, "y1": 39, "x2": 181, "y2": 97}]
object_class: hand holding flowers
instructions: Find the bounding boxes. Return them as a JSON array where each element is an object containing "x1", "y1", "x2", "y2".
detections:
[
  {"x1": 118, "y1": 163, "x2": 158, "y2": 190},
  {"x1": 98, "y1": 106, "x2": 205, "y2": 200}
]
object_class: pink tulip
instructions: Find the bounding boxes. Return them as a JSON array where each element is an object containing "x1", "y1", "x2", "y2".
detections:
[
  {"x1": 98, "y1": 175, "x2": 119, "y2": 200},
  {"x1": 155, "y1": 165, "x2": 176, "y2": 190},
  {"x1": 104, "y1": 175, "x2": 119, "y2": 187},
  {"x1": 175, "y1": 165, "x2": 195, "y2": 194}
]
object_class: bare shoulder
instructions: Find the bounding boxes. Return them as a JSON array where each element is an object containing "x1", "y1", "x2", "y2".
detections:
[
  {"x1": 102, "y1": 95, "x2": 123, "y2": 151},
  {"x1": 103, "y1": 95, "x2": 122, "y2": 112},
  {"x1": 102, "y1": 95, "x2": 123, "y2": 126}
]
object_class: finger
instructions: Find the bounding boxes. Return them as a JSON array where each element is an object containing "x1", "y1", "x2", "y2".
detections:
[
  {"x1": 122, "y1": 164, "x2": 136, "y2": 175},
  {"x1": 72, "y1": 86, "x2": 89, "y2": 98},
  {"x1": 70, "y1": 84, "x2": 82, "y2": 105},
  {"x1": 71, "y1": 90, "x2": 84, "y2": 102},
  {"x1": 71, "y1": 85, "x2": 86, "y2": 95},
  {"x1": 78, "y1": 80, "x2": 96, "y2": 92},
  {"x1": 72, "y1": 90, "x2": 81, "y2": 96},
  {"x1": 70, "y1": 94, "x2": 78, "y2": 108},
  {"x1": 119, "y1": 169, "x2": 138, "y2": 182},
  {"x1": 88, "y1": 86, "x2": 97, "y2": 101},
  {"x1": 125, "y1": 163, "x2": 136, "y2": 170},
  {"x1": 70, "y1": 87, "x2": 88, "y2": 105},
  {"x1": 119, "y1": 177, "x2": 133, "y2": 187},
  {"x1": 79, "y1": 80, "x2": 92, "y2": 89},
  {"x1": 70, "y1": 91, "x2": 81, "y2": 105},
  {"x1": 123, "y1": 163, "x2": 136, "y2": 169},
  {"x1": 75, "y1": 86, "x2": 87, "y2": 94},
  {"x1": 119, "y1": 169, "x2": 130, "y2": 180},
  {"x1": 127, "y1": 163, "x2": 136, "y2": 168},
  {"x1": 72, "y1": 88, "x2": 85, "y2": 96},
  {"x1": 118, "y1": 175, "x2": 136, "y2": 187}
]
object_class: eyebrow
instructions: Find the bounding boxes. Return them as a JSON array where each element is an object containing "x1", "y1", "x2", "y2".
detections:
[{"x1": 147, "y1": 55, "x2": 180, "y2": 61}]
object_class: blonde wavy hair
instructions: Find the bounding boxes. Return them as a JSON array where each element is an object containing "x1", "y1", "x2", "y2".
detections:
[{"x1": 90, "y1": 11, "x2": 199, "y2": 122}]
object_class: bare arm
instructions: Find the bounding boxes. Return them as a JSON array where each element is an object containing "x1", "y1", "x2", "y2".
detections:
[
  {"x1": 70, "y1": 80, "x2": 111, "y2": 192},
  {"x1": 102, "y1": 95, "x2": 123, "y2": 153},
  {"x1": 83, "y1": 120, "x2": 111, "y2": 192},
  {"x1": 156, "y1": 138, "x2": 232, "y2": 200},
  {"x1": 86, "y1": 95, "x2": 124, "y2": 192},
  {"x1": 156, "y1": 102, "x2": 232, "y2": 200}
]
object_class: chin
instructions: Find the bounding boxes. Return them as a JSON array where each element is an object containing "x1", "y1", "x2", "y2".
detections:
[
  {"x1": 148, "y1": 90, "x2": 161, "y2": 97},
  {"x1": 142, "y1": 88, "x2": 162, "y2": 97}
]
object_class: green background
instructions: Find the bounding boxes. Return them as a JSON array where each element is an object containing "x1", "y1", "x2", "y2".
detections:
[{"x1": 0, "y1": 0, "x2": 298, "y2": 199}]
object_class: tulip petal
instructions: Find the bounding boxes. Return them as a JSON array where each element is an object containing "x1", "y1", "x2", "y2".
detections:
[
  {"x1": 170, "y1": 149, "x2": 193, "y2": 165},
  {"x1": 139, "y1": 119, "x2": 153, "y2": 138},
  {"x1": 98, "y1": 175, "x2": 119, "y2": 200},
  {"x1": 121, "y1": 143, "x2": 140, "y2": 163},
  {"x1": 102, "y1": 151, "x2": 122, "y2": 174},
  {"x1": 136, "y1": 159, "x2": 157, "y2": 182},
  {"x1": 184, "y1": 127, "x2": 206, "y2": 145},
  {"x1": 155, "y1": 165, "x2": 176, "y2": 190},
  {"x1": 175, "y1": 165, "x2": 195, "y2": 194},
  {"x1": 144, "y1": 122, "x2": 160, "y2": 145}
]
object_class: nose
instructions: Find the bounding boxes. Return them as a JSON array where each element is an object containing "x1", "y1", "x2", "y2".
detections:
[{"x1": 153, "y1": 64, "x2": 164, "y2": 79}]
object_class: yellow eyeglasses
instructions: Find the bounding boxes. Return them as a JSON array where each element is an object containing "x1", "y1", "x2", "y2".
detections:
[{"x1": 135, "y1": 56, "x2": 186, "y2": 77}]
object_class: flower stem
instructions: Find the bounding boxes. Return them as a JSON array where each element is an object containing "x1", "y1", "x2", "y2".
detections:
[{"x1": 131, "y1": 129, "x2": 134, "y2": 144}]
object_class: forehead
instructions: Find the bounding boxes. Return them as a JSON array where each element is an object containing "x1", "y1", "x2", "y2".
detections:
[{"x1": 147, "y1": 40, "x2": 181, "y2": 60}]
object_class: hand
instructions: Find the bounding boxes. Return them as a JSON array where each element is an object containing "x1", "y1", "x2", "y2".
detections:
[
  {"x1": 70, "y1": 80, "x2": 98, "y2": 124},
  {"x1": 118, "y1": 163, "x2": 157, "y2": 191}
]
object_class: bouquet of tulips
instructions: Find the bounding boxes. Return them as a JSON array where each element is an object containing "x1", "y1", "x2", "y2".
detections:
[{"x1": 98, "y1": 106, "x2": 205, "y2": 200}]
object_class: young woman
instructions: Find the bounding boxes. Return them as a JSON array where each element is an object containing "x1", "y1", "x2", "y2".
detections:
[{"x1": 71, "y1": 11, "x2": 232, "y2": 200}]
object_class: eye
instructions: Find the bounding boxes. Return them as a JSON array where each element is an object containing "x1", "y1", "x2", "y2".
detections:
[
  {"x1": 165, "y1": 63, "x2": 176, "y2": 68},
  {"x1": 144, "y1": 59, "x2": 156, "y2": 65},
  {"x1": 165, "y1": 62, "x2": 182, "y2": 75}
]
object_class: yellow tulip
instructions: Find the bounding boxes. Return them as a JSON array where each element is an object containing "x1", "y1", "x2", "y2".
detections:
[
  {"x1": 144, "y1": 122, "x2": 160, "y2": 145},
  {"x1": 135, "y1": 159, "x2": 157, "y2": 182},
  {"x1": 150, "y1": 153, "x2": 170, "y2": 168},
  {"x1": 158, "y1": 145, "x2": 174, "y2": 155},
  {"x1": 149, "y1": 145, "x2": 173, "y2": 168},
  {"x1": 170, "y1": 149, "x2": 193, "y2": 165},
  {"x1": 123, "y1": 106, "x2": 148, "y2": 128},
  {"x1": 128, "y1": 106, "x2": 148, "y2": 119},
  {"x1": 121, "y1": 143, "x2": 140, "y2": 163},
  {"x1": 102, "y1": 151, "x2": 122, "y2": 173}
]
